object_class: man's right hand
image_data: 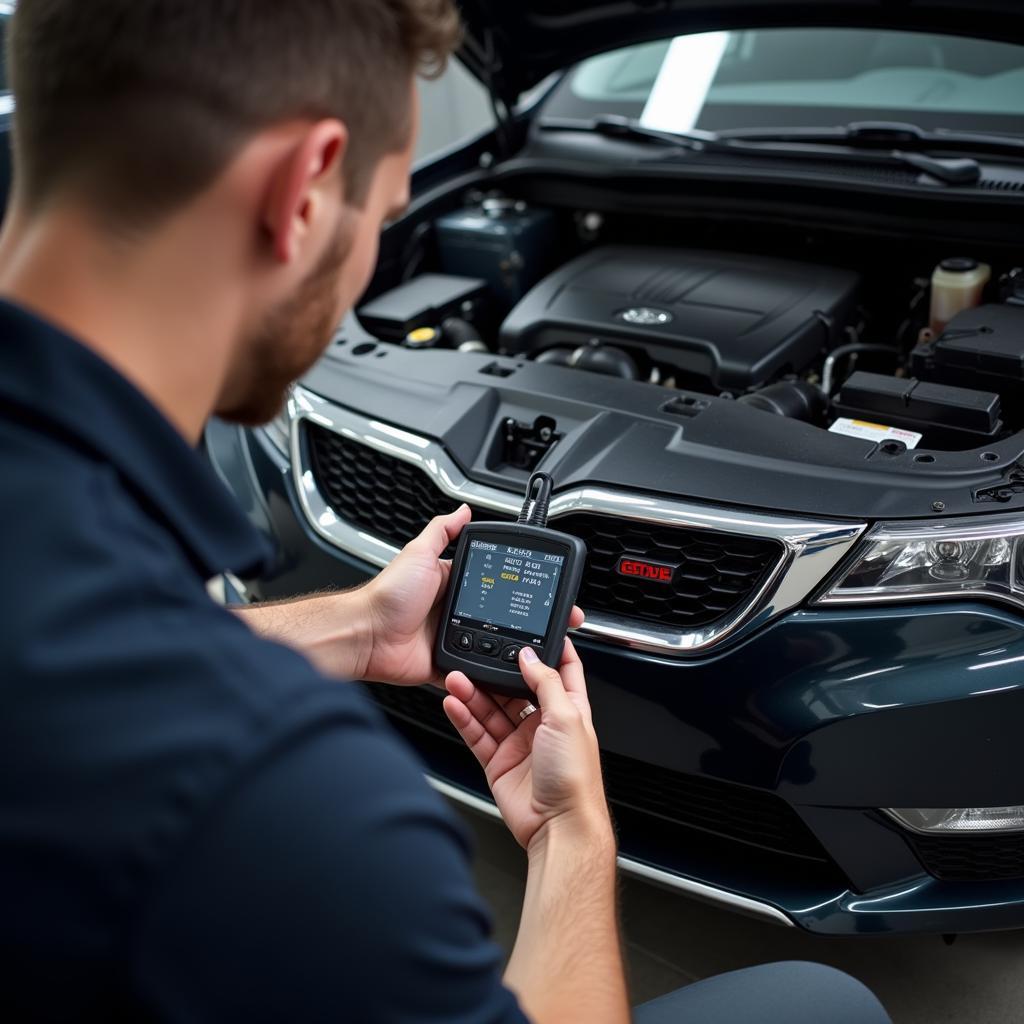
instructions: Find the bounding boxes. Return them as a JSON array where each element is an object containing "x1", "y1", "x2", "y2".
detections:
[{"x1": 442, "y1": 640, "x2": 612, "y2": 853}]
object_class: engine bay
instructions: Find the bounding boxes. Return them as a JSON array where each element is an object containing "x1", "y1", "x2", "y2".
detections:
[{"x1": 355, "y1": 194, "x2": 1024, "y2": 456}]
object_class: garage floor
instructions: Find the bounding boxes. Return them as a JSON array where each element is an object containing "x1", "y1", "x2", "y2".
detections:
[{"x1": 454, "y1": 804, "x2": 1024, "y2": 1024}]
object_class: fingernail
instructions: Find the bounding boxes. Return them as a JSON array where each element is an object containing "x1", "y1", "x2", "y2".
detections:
[{"x1": 520, "y1": 647, "x2": 539, "y2": 664}]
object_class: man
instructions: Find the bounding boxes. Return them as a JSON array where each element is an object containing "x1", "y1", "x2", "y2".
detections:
[{"x1": 0, "y1": 2, "x2": 892, "y2": 1021}]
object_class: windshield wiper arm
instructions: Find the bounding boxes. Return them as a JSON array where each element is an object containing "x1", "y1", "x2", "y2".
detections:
[
  {"x1": 714, "y1": 120, "x2": 1024, "y2": 158},
  {"x1": 543, "y1": 114, "x2": 718, "y2": 150},
  {"x1": 539, "y1": 115, "x2": 982, "y2": 185}
]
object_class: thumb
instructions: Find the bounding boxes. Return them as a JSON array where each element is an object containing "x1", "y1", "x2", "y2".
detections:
[
  {"x1": 412, "y1": 504, "x2": 471, "y2": 559},
  {"x1": 519, "y1": 647, "x2": 572, "y2": 715}
]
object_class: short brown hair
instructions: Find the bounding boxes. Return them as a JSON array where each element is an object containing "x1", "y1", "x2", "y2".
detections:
[{"x1": 8, "y1": 0, "x2": 461, "y2": 227}]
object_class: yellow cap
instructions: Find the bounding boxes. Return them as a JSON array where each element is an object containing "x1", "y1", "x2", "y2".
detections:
[{"x1": 405, "y1": 327, "x2": 439, "y2": 347}]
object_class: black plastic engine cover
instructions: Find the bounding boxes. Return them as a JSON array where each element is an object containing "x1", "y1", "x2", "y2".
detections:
[{"x1": 499, "y1": 246, "x2": 860, "y2": 391}]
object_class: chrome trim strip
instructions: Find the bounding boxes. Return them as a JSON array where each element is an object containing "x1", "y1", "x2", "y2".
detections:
[
  {"x1": 881, "y1": 807, "x2": 1024, "y2": 836},
  {"x1": 290, "y1": 388, "x2": 866, "y2": 655},
  {"x1": 427, "y1": 775, "x2": 795, "y2": 927}
]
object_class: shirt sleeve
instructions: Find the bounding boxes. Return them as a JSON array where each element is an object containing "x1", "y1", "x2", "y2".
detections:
[{"x1": 131, "y1": 717, "x2": 529, "y2": 1024}]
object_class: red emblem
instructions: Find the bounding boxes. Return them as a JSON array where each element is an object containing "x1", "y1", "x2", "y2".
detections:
[{"x1": 616, "y1": 557, "x2": 676, "y2": 583}]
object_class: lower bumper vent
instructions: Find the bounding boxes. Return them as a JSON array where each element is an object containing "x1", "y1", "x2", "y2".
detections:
[{"x1": 366, "y1": 682, "x2": 830, "y2": 864}]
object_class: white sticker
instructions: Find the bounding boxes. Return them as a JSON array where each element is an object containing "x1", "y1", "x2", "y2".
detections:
[
  {"x1": 829, "y1": 417, "x2": 922, "y2": 449},
  {"x1": 640, "y1": 32, "x2": 730, "y2": 134}
]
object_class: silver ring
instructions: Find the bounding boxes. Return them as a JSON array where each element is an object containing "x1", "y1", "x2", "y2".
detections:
[{"x1": 518, "y1": 704, "x2": 538, "y2": 721}]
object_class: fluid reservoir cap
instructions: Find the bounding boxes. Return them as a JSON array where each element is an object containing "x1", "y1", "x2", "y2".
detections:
[
  {"x1": 405, "y1": 326, "x2": 440, "y2": 348},
  {"x1": 940, "y1": 257, "x2": 980, "y2": 273}
]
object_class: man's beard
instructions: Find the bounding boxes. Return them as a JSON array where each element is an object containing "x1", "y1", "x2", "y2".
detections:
[{"x1": 217, "y1": 219, "x2": 354, "y2": 426}]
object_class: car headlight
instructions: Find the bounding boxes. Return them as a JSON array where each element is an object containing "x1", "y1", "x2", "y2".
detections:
[
  {"x1": 887, "y1": 806, "x2": 1024, "y2": 834},
  {"x1": 816, "y1": 514, "x2": 1024, "y2": 611}
]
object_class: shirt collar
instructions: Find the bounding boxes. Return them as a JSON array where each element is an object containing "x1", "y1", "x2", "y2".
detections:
[{"x1": 0, "y1": 299, "x2": 273, "y2": 579}]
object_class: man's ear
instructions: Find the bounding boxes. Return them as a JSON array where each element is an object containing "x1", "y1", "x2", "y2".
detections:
[{"x1": 263, "y1": 119, "x2": 348, "y2": 264}]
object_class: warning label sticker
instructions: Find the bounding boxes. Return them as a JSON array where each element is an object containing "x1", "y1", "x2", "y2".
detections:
[{"x1": 828, "y1": 417, "x2": 922, "y2": 449}]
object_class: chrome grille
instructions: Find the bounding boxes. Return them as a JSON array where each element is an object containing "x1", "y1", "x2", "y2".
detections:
[
  {"x1": 307, "y1": 422, "x2": 782, "y2": 631},
  {"x1": 289, "y1": 389, "x2": 865, "y2": 656}
]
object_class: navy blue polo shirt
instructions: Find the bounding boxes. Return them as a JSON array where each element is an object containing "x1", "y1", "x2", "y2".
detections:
[{"x1": 0, "y1": 300, "x2": 526, "y2": 1023}]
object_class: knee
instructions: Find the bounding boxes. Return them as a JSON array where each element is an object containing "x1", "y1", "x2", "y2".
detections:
[
  {"x1": 633, "y1": 959, "x2": 891, "y2": 1024},
  {"x1": 753, "y1": 961, "x2": 890, "y2": 1023}
]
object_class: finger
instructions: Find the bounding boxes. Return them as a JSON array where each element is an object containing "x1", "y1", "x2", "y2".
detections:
[
  {"x1": 442, "y1": 694, "x2": 498, "y2": 767},
  {"x1": 568, "y1": 605, "x2": 586, "y2": 629},
  {"x1": 558, "y1": 637, "x2": 588, "y2": 697},
  {"x1": 499, "y1": 697, "x2": 534, "y2": 722},
  {"x1": 446, "y1": 675, "x2": 531, "y2": 734},
  {"x1": 445, "y1": 672, "x2": 518, "y2": 743},
  {"x1": 414, "y1": 504, "x2": 471, "y2": 559},
  {"x1": 519, "y1": 647, "x2": 574, "y2": 717},
  {"x1": 430, "y1": 556, "x2": 454, "y2": 604}
]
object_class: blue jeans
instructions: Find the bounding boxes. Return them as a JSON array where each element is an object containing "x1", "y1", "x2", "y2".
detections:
[{"x1": 634, "y1": 962, "x2": 891, "y2": 1023}]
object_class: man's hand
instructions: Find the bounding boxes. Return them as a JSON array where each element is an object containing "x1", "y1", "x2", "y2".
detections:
[
  {"x1": 358, "y1": 505, "x2": 471, "y2": 685},
  {"x1": 442, "y1": 640, "x2": 611, "y2": 851},
  {"x1": 238, "y1": 504, "x2": 583, "y2": 687},
  {"x1": 445, "y1": 643, "x2": 628, "y2": 1024},
  {"x1": 361, "y1": 506, "x2": 584, "y2": 687}
]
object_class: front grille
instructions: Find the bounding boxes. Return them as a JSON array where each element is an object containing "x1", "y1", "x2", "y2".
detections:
[
  {"x1": 557, "y1": 513, "x2": 781, "y2": 630},
  {"x1": 306, "y1": 422, "x2": 783, "y2": 632},
  {"x1": 367, "y1": 683, "x2": 829, "y2": 863},
  {"x1": 306, "y1": 423, "x2": 513, "y2": 555},
  {"x1": 910, "y1": 832, "x2": 1024, "y2": 882}
]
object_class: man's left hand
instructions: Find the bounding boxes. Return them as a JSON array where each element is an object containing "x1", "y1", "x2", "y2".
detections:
[
  {"x1": 238, "y1": 504, "x2": 584, "y2": 686},
  {"x1": 361, "y1": 505, "x2": 584, "y2": 686}
]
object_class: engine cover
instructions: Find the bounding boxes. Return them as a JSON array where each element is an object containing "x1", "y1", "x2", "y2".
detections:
[{"x1": 499, "y1": 246, "x2": 860, "y2": 391}]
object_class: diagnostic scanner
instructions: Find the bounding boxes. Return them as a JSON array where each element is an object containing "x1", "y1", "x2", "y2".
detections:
[{"x1": 435, "y1": 473, "x2": 586, "y2": 698}]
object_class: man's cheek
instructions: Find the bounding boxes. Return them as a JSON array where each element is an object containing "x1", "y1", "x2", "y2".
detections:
[{"x1": 347, "y1": 234, "x2": 381, "y2": 308}]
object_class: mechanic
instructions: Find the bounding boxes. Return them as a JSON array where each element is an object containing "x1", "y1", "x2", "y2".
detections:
[{"x1": 0, "y1": 2, "x2": 891, "y2": 1022}]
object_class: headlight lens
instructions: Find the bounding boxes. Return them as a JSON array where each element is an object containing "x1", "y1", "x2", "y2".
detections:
[
  {"x1": 887, "y1": 806, "x2": 1024, "y2": 834},
  {"x1": 817, "y1": 514, "x2": 1024, "y2": 610}
]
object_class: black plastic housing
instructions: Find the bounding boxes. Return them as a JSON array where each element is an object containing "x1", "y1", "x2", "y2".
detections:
[
  {"x1": 834, "y1": 371, "x2": 1003, "y2": 449},
  {"x1": 912, "y1": 304, "x2": 1024, "y2": 410},
  {"x1": 436, "y1": 522, "x2": 587, "y2": 698},
  {"x1": 499, "y1": 246, "x2": 860, "y2": 390},
  {"x1": 357, "y1": 273, "x2": 488, "y2": 341}
]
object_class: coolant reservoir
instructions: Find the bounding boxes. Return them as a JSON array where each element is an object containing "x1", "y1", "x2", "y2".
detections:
[{"x1": 930, "y1": 257, "x2": 991, "y2": 334}]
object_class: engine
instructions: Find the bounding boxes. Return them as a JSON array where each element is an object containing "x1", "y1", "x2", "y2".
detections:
[
  {"x1": 356, "y1": 198, "x2": 1024, "y2": 453},
  {"x1": 498, "y1": 246, "x2": 860, "y2": 393}
]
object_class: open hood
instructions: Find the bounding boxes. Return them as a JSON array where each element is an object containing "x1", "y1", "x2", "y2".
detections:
[{"x1": 457, "y1": 0, "x2": 1024, "y2": 105}]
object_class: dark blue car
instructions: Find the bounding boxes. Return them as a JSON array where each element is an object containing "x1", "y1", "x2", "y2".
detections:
[{"x1": 208, "y1": 1, "x2": 1024, "y2": 936}]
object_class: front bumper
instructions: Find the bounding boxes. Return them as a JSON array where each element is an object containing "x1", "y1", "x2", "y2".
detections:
[{"x1": 208, "y1": 418, "x2": 1024, "y2": 935}]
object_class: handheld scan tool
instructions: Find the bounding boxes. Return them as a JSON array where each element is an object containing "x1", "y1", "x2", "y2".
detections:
[{"x1": 435, "y1": 473, "x2": 586, "y2": 699}]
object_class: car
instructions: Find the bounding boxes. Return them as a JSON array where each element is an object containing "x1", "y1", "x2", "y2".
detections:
[{"x1": 207, "y1": 1, "x2": 1024, "y2": 936}]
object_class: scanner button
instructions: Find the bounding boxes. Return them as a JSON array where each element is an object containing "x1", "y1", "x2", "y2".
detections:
[
  {"x1": 453, "y1": 630, "x2": 474, "y2": 652},
  {"x1": 475, "y1": 636, "x2": 500, "y2": 657},
  {"x1": 500, "y1": 645, "x2": 521, "y2": 663}
]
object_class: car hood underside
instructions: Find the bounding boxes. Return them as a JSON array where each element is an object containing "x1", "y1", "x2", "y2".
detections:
[{"x1": 456, "y1": 0, "x2": 1024, "y2": 104}]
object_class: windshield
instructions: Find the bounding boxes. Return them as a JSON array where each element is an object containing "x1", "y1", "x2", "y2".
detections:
[{"x1": 542, "y1": 29, "x2": 1024, "y2": 137}]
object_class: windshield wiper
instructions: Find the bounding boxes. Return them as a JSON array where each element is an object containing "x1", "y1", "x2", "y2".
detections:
[
  {"x1": 539, "y1": 115, "x2": 983, "y2": 186},
  {"x1": 714, "y1": 121, "x2": 1024, "y2": 160},
  {"x1": 541, "y1": 114, "x2": 721, "y2": 150}
]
